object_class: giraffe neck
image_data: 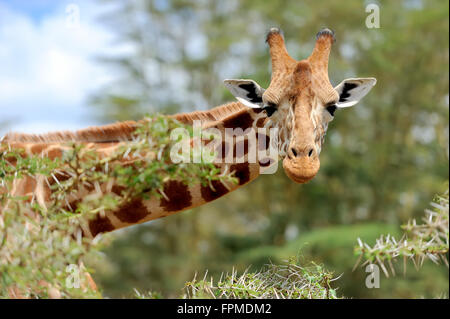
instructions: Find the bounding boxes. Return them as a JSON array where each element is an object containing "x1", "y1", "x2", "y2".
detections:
[{"x1": 2, "y1": 102, "x2": 281, "y2": 237}]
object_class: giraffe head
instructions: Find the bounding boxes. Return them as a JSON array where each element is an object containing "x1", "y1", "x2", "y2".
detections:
[{"x1": 224, "y1": 28, "x2": 376, "y2": 183}]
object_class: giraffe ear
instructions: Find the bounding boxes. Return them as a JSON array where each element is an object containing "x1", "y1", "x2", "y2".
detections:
[
  {"x1": 223, "y1": 79, "x2": 265, "y2": 108},
  {"x1": 334, "y1": 78, "x2": 376, "y2": 108}
]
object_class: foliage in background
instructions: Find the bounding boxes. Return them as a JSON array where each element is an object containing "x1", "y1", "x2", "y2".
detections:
[
  {"x1": 90, "y1": 0, "x2": 448, "y2": 298},
  {"x1": 354, "y1": 188, "x2": 449, "y2": 276},
  {"x1": 0, "y1": 115, "x2": 233, "y2": 298}
]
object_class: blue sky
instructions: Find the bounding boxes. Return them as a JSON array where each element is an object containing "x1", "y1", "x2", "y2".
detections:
[
  {"x1": 3, "y1": 0, "x2": 60, "y2": 22},
  {"x1": 0, "y1": 0, "x2": 130, "y2": 136}
]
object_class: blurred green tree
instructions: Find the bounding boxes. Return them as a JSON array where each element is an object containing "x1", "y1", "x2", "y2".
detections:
[{"x1": 89, "y1": 0, "x2": 449, "y2": 298}]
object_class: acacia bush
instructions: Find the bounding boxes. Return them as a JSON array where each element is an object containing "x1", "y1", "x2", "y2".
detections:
[
  {"x1": 354, "y1": 188, "x2": 449, "y2": 277},
  {"x1": 183, "y1": 257, "x2": 340, "y2": 299},
  {"x1": 134, "y1": 257, "x2": 340, "y2": 299},
  {"x1": 0, "y1": 115, "x2": 234, "y2": 298}
]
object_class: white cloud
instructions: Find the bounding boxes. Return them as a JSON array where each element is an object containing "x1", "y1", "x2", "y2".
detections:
[{"x1": 0, "y1": 1, "x2": 133, "y2": 135}]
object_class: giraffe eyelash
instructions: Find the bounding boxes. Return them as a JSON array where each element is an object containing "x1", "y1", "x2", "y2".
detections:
[
  {"x1": 326, "y1": 104, "x2": 337, "y2": 116},
  {"x1": 263, "y1": 102, "x2": 277, "y2": 117}
]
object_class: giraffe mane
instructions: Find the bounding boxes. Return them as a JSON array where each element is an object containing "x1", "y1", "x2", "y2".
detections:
[
  {"x1": 2, "y1": 121, "x2": 139, "y2": 143},
  {"x1": 1, "y1": 102, "x2": 246, "y2": 143},
  {"x1": 172, "y1": 101, "x2": 245, "y2": 125}
]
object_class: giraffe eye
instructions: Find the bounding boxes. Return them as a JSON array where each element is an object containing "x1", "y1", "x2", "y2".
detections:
[
  {"x1": 326, "y1": 104, "x2": 337, "y2": 116},
  {"x1": 263, "y1": 102, "x2": 277, "y2": 117}
]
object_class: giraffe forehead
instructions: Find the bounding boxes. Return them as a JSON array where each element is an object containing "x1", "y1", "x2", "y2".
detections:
[
  {"x1": 299, "y1": 68, "x2": 337, "y2": 105},
  {"x1": 269, "y1": 59, "x2": 336, "y2": 106}
]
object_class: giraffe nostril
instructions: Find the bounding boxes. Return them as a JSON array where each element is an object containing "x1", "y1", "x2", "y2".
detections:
[
  {"x1": 291, "y1": 147, "x2": 298, "y2": 157},
  {"x1": 289, "y1": 147, "x2": 315, "y2": 158}
]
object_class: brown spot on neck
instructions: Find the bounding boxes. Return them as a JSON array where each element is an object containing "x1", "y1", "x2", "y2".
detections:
[
  {"x1": 31, "y1": 144, "x2": 47, "y2": 155},
  {"x1": 1, "y1": 143, "x2": 26, "y2": 166},
  {"x1": 3, "y1": 155, "x2": 17, "y2": 166},
  {"x1": 258, "y1": 133, "x2": 270, "y2": 151},
  {"x1": 160, "y1": 180, "x2": 192, "y2": 211},
  {"x1": 201, "y1": 180, "x2": 229, "y2": 202},
  {"x1": 256, "y1": 117, "x2": 267, "y2": 128},
  {"x1": 48, "y1": 172, "x2": 72, "y2": 186},
  {"x1": 114, "y1": 199, "x2": 150, "y2": 223},
  {"x1": 229, "y1": 163, "x2": 250, "y2": 185},
  {"x1": 216, "y1": 141, "x2": 230, "y2": 160},
  {"x1": 234, "y1": 138, "x2": 250, "y2": 158},
  {"x1": 89, "y1": 215, "x2": 115, "y2": 237},
  {"x1": 223, "y1": 112, "x2": 254, "y2": 130},
  {"x1": 28, "y1": 144, "x2": 62, "y2": 159},
  {"x1": 17, "y1": 177, "x2": 37, "y2": 202}
]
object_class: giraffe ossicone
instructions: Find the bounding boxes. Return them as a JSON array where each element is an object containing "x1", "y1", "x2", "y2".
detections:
[{"x1": 1, "y1": 28, "x2": 376, "y2": 237}]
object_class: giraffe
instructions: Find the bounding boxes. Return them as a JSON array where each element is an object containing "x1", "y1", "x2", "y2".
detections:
[{"x1": 1, "y1": 28, "x2": 376, "y2": 239}]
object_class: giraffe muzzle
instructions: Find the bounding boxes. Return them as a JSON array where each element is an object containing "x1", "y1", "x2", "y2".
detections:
[{"x1": 282, "y1": 146, "x2": 320, "y2": 183}]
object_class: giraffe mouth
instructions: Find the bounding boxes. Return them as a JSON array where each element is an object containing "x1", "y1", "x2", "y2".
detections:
[{"x1": 282, "y1": 156, "x2": 320, "y2": 184}]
